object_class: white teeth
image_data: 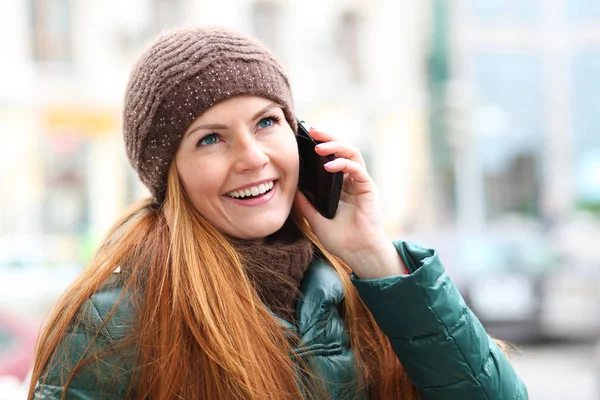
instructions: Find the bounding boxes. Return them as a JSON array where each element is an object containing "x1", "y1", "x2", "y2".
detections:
[{"x1": 227, "y1": 181, "x2": 275, "y2": 198}]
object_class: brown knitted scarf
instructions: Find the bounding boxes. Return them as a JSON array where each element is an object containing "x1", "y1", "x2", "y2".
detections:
[{"x1": 230, "y1": 220, "x2": 314, "y2": 324}]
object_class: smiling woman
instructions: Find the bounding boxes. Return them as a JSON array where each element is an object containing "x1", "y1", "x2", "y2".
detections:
[
  {"x1": 28, "y1": 26, "x2": 527, "y2": 400},
  {"x1": 175, "y1": 96, "x2": 299, "y2": 239}
]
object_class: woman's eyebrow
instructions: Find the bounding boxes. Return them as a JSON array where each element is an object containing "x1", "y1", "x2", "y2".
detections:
[
  {"x1": 184, "y1": 103, "x2": 281, "y2": 139},
  {"x1": 250, "y1": 102, "x2": 280, "y2": 121},
  {"x1": 185, "y1": 123, "x2": 228, "y2": 138}
]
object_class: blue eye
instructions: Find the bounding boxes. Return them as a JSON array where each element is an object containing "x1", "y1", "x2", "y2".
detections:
[
  {"x1": 198, "y1": 133, "x2": 219, "y2": 147},
  {"x1": 258, "y1": 117, "x2": 273, "y2": 129},
  {"x1": 258, "y1": 115, "x2": 282, "y2": 130}
]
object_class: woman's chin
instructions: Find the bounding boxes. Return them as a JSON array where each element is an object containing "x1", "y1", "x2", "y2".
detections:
[{"x1": 227, "y1": 216, "x2": 289, "y2": 240}]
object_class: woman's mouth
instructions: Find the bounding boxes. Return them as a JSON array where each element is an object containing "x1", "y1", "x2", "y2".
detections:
[{"x1": 225, "y1": 180, "x2": 275, "y2": 200}]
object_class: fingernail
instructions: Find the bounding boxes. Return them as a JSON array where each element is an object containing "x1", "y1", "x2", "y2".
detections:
[{"x1": 324, "y1": 161, "x2": 334, "y2": 168}]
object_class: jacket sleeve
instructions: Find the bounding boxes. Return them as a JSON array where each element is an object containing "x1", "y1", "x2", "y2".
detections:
[
  {"x1": 351, "y1": 241, "x2": 528, "y2": 400},
  {"x1": 32, "y1": 279, "x2": 135, "y2": 399}
]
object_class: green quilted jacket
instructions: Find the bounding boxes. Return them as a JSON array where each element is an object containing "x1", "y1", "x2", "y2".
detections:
[{"x1": 33, "y1": 241, "x2": 528, "y2": 399}]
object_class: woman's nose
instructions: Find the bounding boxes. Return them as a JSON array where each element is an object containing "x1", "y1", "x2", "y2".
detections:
[{"x1": 232, "y1": 138, "x2": 270, "y2": 173}]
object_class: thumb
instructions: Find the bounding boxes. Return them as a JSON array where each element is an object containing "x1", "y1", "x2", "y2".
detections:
[{"x1": 294, "y1": 190, "x2": 321, "y2": 228}]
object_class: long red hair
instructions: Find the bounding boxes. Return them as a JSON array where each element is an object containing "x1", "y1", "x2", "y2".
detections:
[{"x1": 29, "y1": 164, "x2": 420, "y2": 399}]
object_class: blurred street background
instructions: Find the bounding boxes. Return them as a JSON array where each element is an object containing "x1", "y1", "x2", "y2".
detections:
[{"x1": 1, "y1": 0, "x2": 599, "y2": 398}]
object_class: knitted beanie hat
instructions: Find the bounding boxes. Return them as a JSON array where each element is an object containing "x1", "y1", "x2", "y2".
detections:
[{"x1": 123, "y1": 26, "x2": 296, "y2": 203}]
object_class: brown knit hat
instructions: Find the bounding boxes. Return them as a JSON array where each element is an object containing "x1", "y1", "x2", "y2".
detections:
[{"x1": 123, "y1": 26, "x2": 297, "y2": 203}]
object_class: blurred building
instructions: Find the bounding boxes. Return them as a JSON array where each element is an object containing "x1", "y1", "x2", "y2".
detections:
[
  {"x1": 0, "y1": 0, "x2": 432, "y2": 263},
  {"x1": 431, "y1": 0, "x2": 600, "y2": 230}
]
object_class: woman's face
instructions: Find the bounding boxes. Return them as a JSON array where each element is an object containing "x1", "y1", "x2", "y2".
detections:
[{"x1": 175, "y1": 95, "x2": 299, "y2": 240}]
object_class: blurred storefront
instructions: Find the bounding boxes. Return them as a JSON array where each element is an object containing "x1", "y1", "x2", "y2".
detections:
[
  {"x1": 427, "y1": 0, "x2": 600, "y2": 230},
  {"x1": 1, "y1": 0, "x2": 433, "y2": 255},
  {"x1": 41, "y1": 105, "x2": 127, "y2": 260},
  {"x1": 1, "y1": 2, "x2": 599, "y2": 396},
  {"x1": 420, "y1": 0, "x2": 600, "y2": 345},
  {"x1": 2, "y1": 0, "x2": 598, "y2": 256},
  {"x1": 0, "y1": 105, "x2": 126, "y2": 264}
]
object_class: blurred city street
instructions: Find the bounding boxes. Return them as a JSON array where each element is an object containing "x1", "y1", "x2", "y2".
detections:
[
  {"x1": 1, "y1": 0, "x2": 600, "y2": 397},
  {"x1": 511, "y1": 341, "x2": 597, "y2": 399}
]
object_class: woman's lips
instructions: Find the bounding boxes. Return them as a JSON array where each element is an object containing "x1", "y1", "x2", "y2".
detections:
[{"x1": 224, "y1": 181, "x2": 277, "y2": 206}]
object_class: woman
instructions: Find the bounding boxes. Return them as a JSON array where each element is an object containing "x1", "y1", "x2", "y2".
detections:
[{"x1": 29, "y1": 26, "x2": 527, "y2": 399}]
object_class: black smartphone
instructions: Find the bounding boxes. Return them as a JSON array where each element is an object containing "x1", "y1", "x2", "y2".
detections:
[{"x1": 295, "y1": 119, "x2": 343, "y2": 219}]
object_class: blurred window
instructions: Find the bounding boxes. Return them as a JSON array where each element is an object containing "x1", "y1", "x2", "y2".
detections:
[
  {"x1": 473, "y1": 52, "x2": 544, "y2": 217},
  {"x1": 335, "y1": 10, "x2": 364, "y2": 84},
  {"x1": 572, "y1": 50, "x2": 600, "y2": 151},
  {"x1": 30, "y1": 0, "x2": 72, "y2": 63},
  {"x1": 566, "y1": 0, "x2": 600, "y2": 18},
  {"x1": 251, "y1": 1, "x2": 283, "y2": 55},
  {"x1": 485, "y1": 154, "x2": 540, "y2": 218},
  {"x1": 513, "y1": 0, "x2": 542, "y2": 19},
  {"x1": 471, "y1": 0, "x2": 541, "y2": 21},
  {"x1": 474, "y1": 52, "x2": 544, "y2": 156},
  {"x1": 41, "y1": 134, "x2": 89, "y2": 235},
  {"x1": 572, "y1": 50, "x2": 600, "y2": 206},
  {"x1": 471, "y1": 0, "x2": 504, "y2": 17}
]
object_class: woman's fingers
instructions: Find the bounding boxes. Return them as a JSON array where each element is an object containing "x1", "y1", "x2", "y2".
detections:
[
  {"x1": 308, "y1": 128, "x2": 337, "y2": 142},
  {"x1": 308, "y1": 128, "x2": 366, "y2": 169},
  {"x1": 307, "y1": 126, "x2": 371, "y2": 188},
  {"x1": 324, "y1": 158, "x2": 371, "y2": 186},
  {"x1": 315, "y1": 141, "x2": 366, "y2": 168}
]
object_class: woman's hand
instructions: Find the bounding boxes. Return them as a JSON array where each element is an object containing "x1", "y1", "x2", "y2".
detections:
[{"x1": 294, "y1": 128, "x2": 407, "y2": 278}]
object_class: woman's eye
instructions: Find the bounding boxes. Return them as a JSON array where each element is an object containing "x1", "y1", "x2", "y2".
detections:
[
  {"x1": 197, "y1": 133, "x2": 219, "y2": 147},
  {"x1": 257, "y1": 117, "x2": 276, "y2": 129}
]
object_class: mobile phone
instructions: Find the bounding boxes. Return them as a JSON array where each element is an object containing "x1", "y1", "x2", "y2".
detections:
[{"x1": 295, "y1": 119, "x2": 343, "y2": 219}]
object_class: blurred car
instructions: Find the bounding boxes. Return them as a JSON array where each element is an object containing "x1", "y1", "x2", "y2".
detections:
[
  {"x1": 0, "y1": 311, "x2": 38, "y2": 381},
  {"x1": 541, "y1": 266, "x2": 600, "y2": 340},
  {"x1": 459, "y1": 232, "x2": 558, "y2": 342},
  {"x1": 405, "y1": 221, "x2": 561, "y2": 342},
  {"x1": 540, "y1": 214, "x2": 600, "y2": 340}
]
